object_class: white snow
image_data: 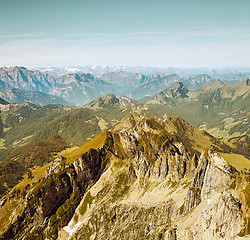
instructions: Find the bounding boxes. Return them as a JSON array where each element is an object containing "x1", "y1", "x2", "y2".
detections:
[
  {"x1": 41, "y1": 68, "x2": 53, "y2": 72},
  {"x1": 63, "y1": 221, "x2": 83, "y2": 237},
  {"x1": 65, "y1": 67, "x2": 80, "y2": 73}
]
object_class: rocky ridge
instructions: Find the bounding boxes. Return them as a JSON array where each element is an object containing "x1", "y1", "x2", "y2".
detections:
[
  {"x1": 0, "y1": 134, "x2": 112, "y2": 239},
  {"x1": 59, "y1": 116, "x2": 249, "y2": 240},
  {"x1": 56, "y1": 115, "x2": 249, "y2": 240},
  {"x1": 0, "y1": 87, "x2": 71, "y2": 106},
  {"x1": 146, "y1": 82, "x2": 188, "y2": 104},
  {"x1": 0, "y1": 115, "x2": 249, "y2": 240}
]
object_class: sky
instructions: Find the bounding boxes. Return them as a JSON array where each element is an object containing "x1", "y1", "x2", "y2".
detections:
[{"x1": 0, "y1": 0, "x2": 250, "y2": 68}]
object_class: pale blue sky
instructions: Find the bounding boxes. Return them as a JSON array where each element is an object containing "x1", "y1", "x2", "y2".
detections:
[{"x1": 0, "y1": 0, "x2": 250, "y2": 68}]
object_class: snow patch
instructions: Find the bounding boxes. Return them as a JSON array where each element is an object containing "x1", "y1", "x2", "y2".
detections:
[
  {"x1": 63, "y1": 221, "x2": 83, "y2": 237},
  {"x1": 65, "y1": 67, "x2": 80, "y2": 73}
]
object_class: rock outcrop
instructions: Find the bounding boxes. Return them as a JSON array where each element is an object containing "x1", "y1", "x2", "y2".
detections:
[
  {"x1": 0, "y1": 116, "x2": 249, "y2": 240},
  {"x1": 0, "y1": 139, "x2": 112, "y2": 240},
  {"x1": 56, "y1": 116, "x2": 249, "y2": 240}
]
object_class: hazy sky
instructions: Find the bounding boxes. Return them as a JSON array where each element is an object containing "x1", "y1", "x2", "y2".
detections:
[{"x1": 0, "y1": 0, "x2": 250, "y2": 68}]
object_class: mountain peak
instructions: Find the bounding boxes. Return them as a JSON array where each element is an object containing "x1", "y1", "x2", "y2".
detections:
[
  {"x1": 198, "y1": 79, "x2": 225, "y2": 91},
  {"x1": 145, "y1": 82, "x2": 188, "y2": 104},
  {"x1": 85, "y1": 94, "x2": 119, "y2": 109},
  {"x1": 163, "y1": 81, "x2": 188, "y2": 97},
  {"x1": 118, "y1": 96, "x2": 140, "y2": 108},
  {"x1": 0, "y1": 112, "x2": 249, "y2": 239}
]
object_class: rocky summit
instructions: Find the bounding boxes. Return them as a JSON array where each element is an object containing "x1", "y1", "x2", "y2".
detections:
[{"x1": 0, "y1": 114, "x2": 249, "y2": 240}]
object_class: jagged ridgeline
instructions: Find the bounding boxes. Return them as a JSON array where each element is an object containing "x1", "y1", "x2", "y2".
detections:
[
  {"x1": 0, "y1": 78, "x2": 249, "y2": 164},
  {"x1": 143, "y1": 79, "x2": 250, "y2": 139},
  {"x1": 0, "y1": 114, "x2": 249, "y2": 239},
  {"x1": 0, "y1": 95, "x2": 137, "y2": 162}
]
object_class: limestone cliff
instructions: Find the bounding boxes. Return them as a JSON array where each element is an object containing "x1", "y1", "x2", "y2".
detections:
[
  {"x1": 0, "y1": 139, "x2": 112, "y2": 240},
  {"x1": 57, "y1": 116, "x2": 249, "y2": 240},
  {"x1": 0, "y1": 115, "x2": 249, "y2": 240}
]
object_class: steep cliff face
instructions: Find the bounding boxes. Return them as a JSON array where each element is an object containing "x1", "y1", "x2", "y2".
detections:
[
  {"x1": 0, "y1": 138, "x2": 112, "y2": 240},
  {"x1": 0, "y1": 115, "x2": 249, "y2": 240},
  {"x1": 56, "y1": 116, "x2": 249, "y2": 240}
]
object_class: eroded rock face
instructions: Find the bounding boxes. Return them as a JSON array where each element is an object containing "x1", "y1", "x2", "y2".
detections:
[
  {"x1": 1, "y1": 117, "x2": 248, "y2": 240},
  {"x1": 59, "y1": 125, "x2": 248, "y2": 240},
  {"x1": 45, "y1": 156, "x2": 66, "y2": 177},
  {"x1": 191, "y1": 191, "x2": 244, "y2": 239},
  {"x1": 184, "y1": 157, "x2": 208, "y2": 212},
  {"x1": 184, "y1": 150, "x2": 238, "y2": 214},
  {"x1": 0, "y1": 143, "x2": 111, "y2": 240}
]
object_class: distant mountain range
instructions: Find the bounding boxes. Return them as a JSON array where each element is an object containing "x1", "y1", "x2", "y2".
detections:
[
  {"x1": 0, "y1": 78, "x2": 248, "y2": 164},
  {"x1": 0, "y1": 66, "x2": 56, "y2": 93},
  {"x1": 0, "y1": 65, "x2": 249, "y2": 240},
  {"x1": 52, "y1": 73, "x2": 116, "y2": 105},
  {"x1": 37, "y1": 65, "x2": 250, "y2": 78},
  {"x1": 144, "y1": 78, "x2": 250, "y2": 139},
  {"x1": 0, "y1": 88, "x2": 71, "y2": 106},
  {"x1": 1, "y1": 66, "x2": 250, "y2": 106}
]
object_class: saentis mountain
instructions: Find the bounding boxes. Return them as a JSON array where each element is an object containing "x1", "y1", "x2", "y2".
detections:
[{"x1": 0, "y1": 114, "x2": 249, "y2": 239}]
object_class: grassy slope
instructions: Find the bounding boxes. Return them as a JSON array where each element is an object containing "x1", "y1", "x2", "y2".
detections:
[
  {"x1": 0, "y1": 103, "x2": 72, "y2": 160},
  {"x1": 0, "y1": 101, "x2": 133, "y2": 162},
  {"x1": 220, "y1": 153, "x2": 250, "y2": 172},
  {"x1": 0, "y1": 131, "x2": 109, "y2": 234},
  {"x1": 0, "y1": 135, "x2": 70, "y2": 195},
  {"x1": 62, "y1": 131, "x2": 107, "y2": 164},
  {"x1": 144, "y1": 80, "x2": 249, "y2": 139}
]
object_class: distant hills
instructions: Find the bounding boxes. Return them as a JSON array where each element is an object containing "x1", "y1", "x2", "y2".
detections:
[
  {"x1": 0, "y1": 78, "x2": 248, "y2": 165},
  {"x1": 197, "y1": 79, "x2": 225, "y2": 91},
  {"x1": 1, "y1": 66, "x2": 250, "y2": 106},
  {"x1": 0, "y1": 88, "x2": 71, "y2": 106},
  {"x1": 144, "y1": 79, "x2": 250, "y2": 139},
  {"x1": 0, "y1": 95, "x2": 137, "y2": 161},
  {"x1": 184, "y1": 74, "x2": 212, "y2": 90},
  {"x1": 0, "y1": 65, "x2": 249, "y2": 166},
  {"x1": 146, "y1": 82, "x2": 188, "y2": 104},
  {"x1": 38, "y1": 65, "x2": 250, "y2": 78}
]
